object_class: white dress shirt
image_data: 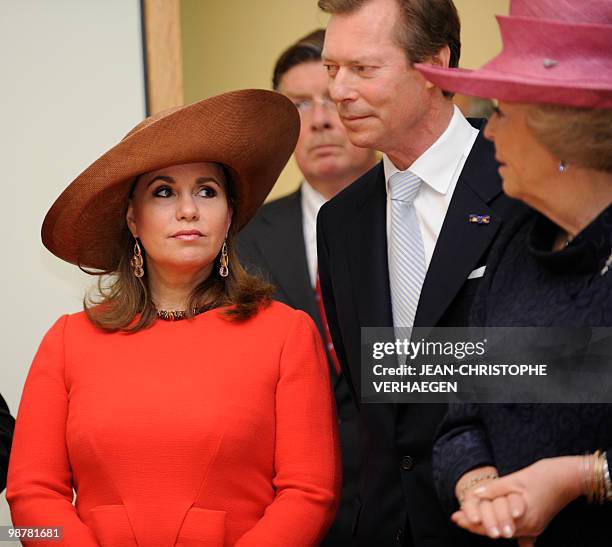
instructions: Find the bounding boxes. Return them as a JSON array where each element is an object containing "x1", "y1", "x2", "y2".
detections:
[
  {"x1": 301, "y1": 180, "x2": 327, "y2": 288},
  {"x1": 384, "y1": 105, "x2": 479, "y2": 271}
]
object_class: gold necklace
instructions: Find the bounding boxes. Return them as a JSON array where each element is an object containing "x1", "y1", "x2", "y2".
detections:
[{"x1": 156, "y1": 308, "x2": 204, "y2": 321}]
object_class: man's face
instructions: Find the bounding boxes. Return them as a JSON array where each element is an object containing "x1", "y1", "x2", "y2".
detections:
[
  {"x1": 322, "y1": 0, "x2": 432, "y2": 153},
  {"x1": 278, "y1": 60, "x2": 374, "y2": 183}
]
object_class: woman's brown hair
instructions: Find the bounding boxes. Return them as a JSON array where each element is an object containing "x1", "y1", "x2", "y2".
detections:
[{"x1": 84, "y1": 166, "x2": 274, "y2": 332}]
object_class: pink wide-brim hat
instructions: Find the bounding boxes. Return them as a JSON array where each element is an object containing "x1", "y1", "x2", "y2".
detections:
[{"x1": 416, "y1": 0, "x2": 612, "y2": 108}]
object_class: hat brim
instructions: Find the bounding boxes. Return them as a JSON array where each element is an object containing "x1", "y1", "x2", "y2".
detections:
[
  {"x1": 416, "y1": 63, "x2": 612, "y2": 109},
  {"x1": 42, "y1": 89, "x2": 300, "y2": 270}
]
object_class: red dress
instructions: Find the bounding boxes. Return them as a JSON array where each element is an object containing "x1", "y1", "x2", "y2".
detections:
[{"x1": 8, "y1": 302, "x2": 340, "y2": 546}]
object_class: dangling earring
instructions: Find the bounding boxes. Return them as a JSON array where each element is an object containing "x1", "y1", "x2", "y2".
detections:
[
  {"x1": 130, "y1": 239, "x2": 144, "y2": 278},
  {"x1": 219, "y1": 240, "x2": 229, "y2": 278},
  {"x1": 558, "y1": 160, "x2": 567, "y2": 173}
]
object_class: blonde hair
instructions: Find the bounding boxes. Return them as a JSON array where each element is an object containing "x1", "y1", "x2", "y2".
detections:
[{"x1": 526, "y1": 105, "x2": 612, "y2": 173}]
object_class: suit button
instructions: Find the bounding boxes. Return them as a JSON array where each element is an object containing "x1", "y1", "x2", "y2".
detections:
[
  {"x1": 395, "y1": 528, "x2": 404, "y2": 543},
  {"x1": 400, "y1": 455, "x2": 414, "y2": 470}
]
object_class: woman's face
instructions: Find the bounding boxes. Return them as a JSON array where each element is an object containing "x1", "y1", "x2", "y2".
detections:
[
  {"x1": 484, "y1": 101, "x2": 559, "y2": 205},
  {"x1": 127, "y1": 162, "x2": 232, "y2": 280}
]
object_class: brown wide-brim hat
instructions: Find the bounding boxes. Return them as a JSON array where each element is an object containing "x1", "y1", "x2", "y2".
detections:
[
  {"x1": 416, "y1": 0, "x2": 612, "y2": 109},
  {"x1": 42, "y1": 89, "x2": 300, "y2": 271}
]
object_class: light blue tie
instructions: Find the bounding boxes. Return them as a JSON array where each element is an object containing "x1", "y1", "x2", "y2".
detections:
[{"x1": 388, "y1": 171, "x2": 426, "y2": 332}]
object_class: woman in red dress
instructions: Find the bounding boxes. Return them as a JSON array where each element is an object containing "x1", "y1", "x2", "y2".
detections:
[{"x1": 7, "y1": 90, "x2": 340, "y2": 546}]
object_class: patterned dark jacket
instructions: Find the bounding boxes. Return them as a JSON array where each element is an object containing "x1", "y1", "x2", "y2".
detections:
[{"x1": 434, "y1": 205, "x2": 612, "y2": 546}]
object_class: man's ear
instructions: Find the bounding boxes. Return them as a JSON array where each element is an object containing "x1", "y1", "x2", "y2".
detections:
[
  {"x1": 430, "y1": 45, "x2": 451, "y2": 68},
  {"x1": 126, "y1": 200, "x2": 138, "y2": 238},
  {"x1": 423, "y1": 45, "x2": 451, "y2": 89}
]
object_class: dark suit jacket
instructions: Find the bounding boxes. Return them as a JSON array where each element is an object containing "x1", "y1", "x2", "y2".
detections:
[
  {"x1": 317, "y1": 122, "x2": 523, "y2": 547},
  {"x1": 0, "y1": 394, "x2": 15, "y2": 492},
  {"x1": 237, "y1": 187, "x2": 360, "y2": 547}
]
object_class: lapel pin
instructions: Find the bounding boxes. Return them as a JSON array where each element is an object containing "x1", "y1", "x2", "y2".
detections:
[
  {"x1": 468, "y1": 214, "x2": 491, "y2": 225},
  {"x1": 543, "y1": 58, "x2": 559, "y2": 69}
]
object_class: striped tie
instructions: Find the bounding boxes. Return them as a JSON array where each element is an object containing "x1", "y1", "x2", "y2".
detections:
[{"x1": 388, "y1": 171, "x2": 426, "y2": 332}]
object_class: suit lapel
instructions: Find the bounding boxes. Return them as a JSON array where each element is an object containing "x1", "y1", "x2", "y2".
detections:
[
  {"x1": 415, "y1": 129, "x2": 504, "y2": 327},
  {"x1": 347, "y1": 164, "x2": 393, "y2": 329},
  {"x1": 255, "y1": 188, "x2": 320, "y2": 325},
  {"x1": 343, "y1": 132, "x2": 503, "y2": 331}
]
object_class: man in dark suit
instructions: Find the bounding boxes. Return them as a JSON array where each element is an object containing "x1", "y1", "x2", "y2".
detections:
[
  {"x1": 1, "y1": 394, "x2": 15, "y2": 492},
  {"x1": 237, "y1": 30, "x2": 377, "y2": 546},
  {"x1": 316, "y1": 0, "x2": 522, "y2": 545}
]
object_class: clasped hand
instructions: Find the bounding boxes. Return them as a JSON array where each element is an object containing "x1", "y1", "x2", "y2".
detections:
[{"x1": 453, "y1": 457, "x2": 584, "y2": 546}]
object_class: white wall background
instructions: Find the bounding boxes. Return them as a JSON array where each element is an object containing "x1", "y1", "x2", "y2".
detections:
[{"x1": 0, "y1": 0, "x2": 146, "y2": 533}]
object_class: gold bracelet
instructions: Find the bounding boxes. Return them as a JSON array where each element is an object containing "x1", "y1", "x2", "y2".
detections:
[
  {"x1": 597, "y1": 451, "x2": 607, "y2": 504},
  {"x1": 458, "y1": 472, "x2": 498, "y2": 505},
  {"x1": 594, "y1": 450, "x2": 603, "y2": 504},
  {"x1": 602, "y1": 452, "x2": 612, "y2": 502},
  {"x1": 586, "y1": 450, "x2": 607, "y2": 505}
]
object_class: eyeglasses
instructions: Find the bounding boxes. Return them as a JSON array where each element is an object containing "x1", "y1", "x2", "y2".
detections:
[{"x1": 292, "y1": 97, "x2": 337, "y2": 114}]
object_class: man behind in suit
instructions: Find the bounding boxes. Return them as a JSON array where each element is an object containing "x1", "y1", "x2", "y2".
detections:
[
  {"x1": 237, "y1": 29, "x2": 377, "y2": 546},
  {"x1": 316, "y1": 0, "x2": 521, "y2": 545}
]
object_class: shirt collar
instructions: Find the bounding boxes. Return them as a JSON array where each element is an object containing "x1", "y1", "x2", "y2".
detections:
[
  {"x1": 301, "y1": 179, "x2": 327, "y2": 222},
  {"x1": 383, "y1": 105, "x2": 477, "y2": 196}
]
